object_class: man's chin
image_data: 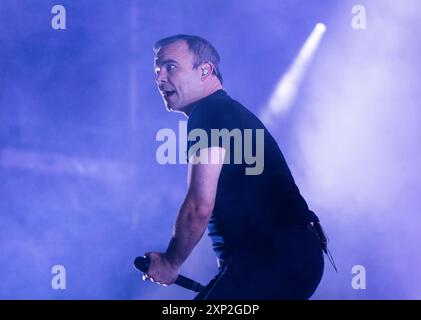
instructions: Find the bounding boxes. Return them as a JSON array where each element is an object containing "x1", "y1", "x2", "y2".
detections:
[
  {"x1": 164, "y1": 101, "x2": 175, "y2": 111},
  {"x1": 165, "y1": 101, "x2": 182, "y2": 112},
  {"x1": 164, "y1": 98, "x2": 187, "y2": 113}
]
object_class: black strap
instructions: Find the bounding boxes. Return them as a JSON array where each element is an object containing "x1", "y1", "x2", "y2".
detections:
[{"x1": 312, "y1": 222, "x2": 338, "y2": 272}]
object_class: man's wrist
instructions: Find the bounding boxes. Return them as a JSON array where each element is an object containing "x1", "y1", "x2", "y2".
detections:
[{"x1": 163, "y1": 251, "x2": 182, "y2": 269}]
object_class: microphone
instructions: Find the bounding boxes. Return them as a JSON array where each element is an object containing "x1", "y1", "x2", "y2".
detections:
[{"x1": 133, "y1": 256, "x2": 205, "y2": 293}]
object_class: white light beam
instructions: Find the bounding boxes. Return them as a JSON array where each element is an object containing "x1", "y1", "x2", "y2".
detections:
[{"x1": 261, "y1": 23, "x2": 327, "y2": 125}]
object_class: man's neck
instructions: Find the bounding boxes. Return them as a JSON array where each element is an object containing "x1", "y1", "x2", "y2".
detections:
[{"x1": 183, "y1": 82, "x2": 223, "y2": 117}]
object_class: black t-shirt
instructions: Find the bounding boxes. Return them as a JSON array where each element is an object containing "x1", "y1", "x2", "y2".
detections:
[{"x1": 186, "y1": 89, "x2": 319, "y2": 259}]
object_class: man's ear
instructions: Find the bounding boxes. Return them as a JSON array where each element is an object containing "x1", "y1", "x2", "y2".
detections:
[{"x1": 200, "y1": 62, "x2": 214, "y2": 79}]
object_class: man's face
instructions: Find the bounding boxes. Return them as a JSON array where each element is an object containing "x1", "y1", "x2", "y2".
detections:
[{"x1": 154, "y1": 40, "x2": 204, "y2": 112}]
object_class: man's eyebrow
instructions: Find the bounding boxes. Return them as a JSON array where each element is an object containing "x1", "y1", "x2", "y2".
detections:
[{"x1": 155, "y1": 59, "x2": 179, "y2": 67}]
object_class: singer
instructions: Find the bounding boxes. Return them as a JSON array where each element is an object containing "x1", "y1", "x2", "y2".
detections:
[{"x1": 143, "y1": 34, "x2": 325, "y2": 299}]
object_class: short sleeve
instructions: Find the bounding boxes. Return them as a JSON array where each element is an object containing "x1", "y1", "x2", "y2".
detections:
[{"x1": 186, "y1": 102, "x2": 238, "y2": 163}]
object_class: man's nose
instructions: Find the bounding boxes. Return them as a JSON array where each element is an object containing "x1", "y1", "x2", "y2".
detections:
[{"x1": 155, "y1": 70, "x2": 167, "y2": 84}]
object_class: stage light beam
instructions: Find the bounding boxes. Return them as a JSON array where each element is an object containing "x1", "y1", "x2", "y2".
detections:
[{"x1": 260, "y1": 23, "x2": 327, "y2": 124}]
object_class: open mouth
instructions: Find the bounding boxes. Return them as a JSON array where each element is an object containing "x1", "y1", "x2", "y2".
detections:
[{"x1": 162, "y1": 90, "x2": 176, "y2": 98}]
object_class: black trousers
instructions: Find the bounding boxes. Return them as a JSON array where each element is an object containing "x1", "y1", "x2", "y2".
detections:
[{"x1": 194, "y1": 223, "x2": 324, "y2": 300}]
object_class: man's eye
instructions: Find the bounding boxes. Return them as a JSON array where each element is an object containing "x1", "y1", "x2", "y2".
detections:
[{"x1": 167, "y1": 64, "x2": 176, "y2": 72}]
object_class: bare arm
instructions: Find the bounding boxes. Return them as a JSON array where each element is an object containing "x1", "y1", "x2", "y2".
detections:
[
  {"x1": 166, "y1": 146, "x2": 226, "y2": 266},
  {"x1": 144, "y1": 146, "x2": 225, "y2": 285}
]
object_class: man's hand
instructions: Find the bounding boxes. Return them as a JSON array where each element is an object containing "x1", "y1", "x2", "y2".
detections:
[{"x1": 142, "y1": 252, "x2": 180, "y2": 286}]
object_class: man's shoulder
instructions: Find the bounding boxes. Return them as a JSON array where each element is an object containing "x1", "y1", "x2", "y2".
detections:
[
  {"x1": 188, "y1": 92, "x2": 234, "y2": 123},
  {"x1": 195, "y1": 91, "x2": 238, "y2": 111},
  {"x1": 188, "y1": 91, "x2": 267, "y2": 134},
  {"x1": 191, "y1": 92, "x2": 255, "y2": 121}
]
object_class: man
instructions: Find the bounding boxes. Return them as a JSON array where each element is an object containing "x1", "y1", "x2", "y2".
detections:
[{"x1": 143, "y1": 34, "x2": 325, "y2": 299}]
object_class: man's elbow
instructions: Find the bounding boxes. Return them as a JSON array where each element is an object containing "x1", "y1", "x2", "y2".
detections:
[{"x1": 184, "y1": 198, "x2": 214, "y2": 220}]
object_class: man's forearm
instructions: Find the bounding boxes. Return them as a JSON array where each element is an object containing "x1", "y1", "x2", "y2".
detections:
[{"x1": 165, "y1": 197, "x2": 212, "y2": 267}]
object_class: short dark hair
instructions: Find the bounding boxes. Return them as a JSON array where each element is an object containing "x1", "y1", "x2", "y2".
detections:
[{"x1": 154, "y1": 34, "x2": 223, "y2": 84}]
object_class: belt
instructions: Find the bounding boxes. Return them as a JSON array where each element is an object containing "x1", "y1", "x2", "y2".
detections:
[{"x1": 217, "y1": 221, "x2": 337, "y2": 272}]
